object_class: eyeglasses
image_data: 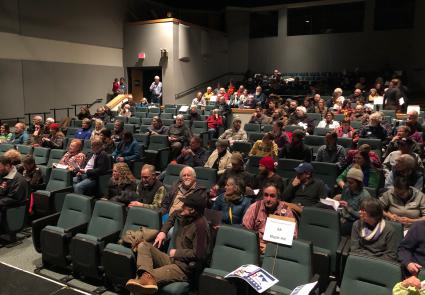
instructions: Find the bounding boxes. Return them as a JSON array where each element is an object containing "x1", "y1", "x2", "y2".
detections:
[{"x1": 263, "y1": 192, "x2": 277, "y2": 198}]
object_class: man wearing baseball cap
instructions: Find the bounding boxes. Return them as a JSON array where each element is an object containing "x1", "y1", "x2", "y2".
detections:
[
  {"x1": 283, "y1": 162, "x2": 326, "y2": 207},
  {"x1": 126, "y1": 191, "x2": 210, "y2": 294}
]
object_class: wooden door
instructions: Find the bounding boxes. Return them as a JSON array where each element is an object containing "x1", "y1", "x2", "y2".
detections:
[{"x1": 131, "y1": 69, "x2": 143, "y2": 103}]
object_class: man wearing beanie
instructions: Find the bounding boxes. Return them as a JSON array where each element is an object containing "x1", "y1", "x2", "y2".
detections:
[
  {"x1": 253, "y1": 156, "x2": 285, "y2": 196},
  {"x1": 126, "y1": 191, "x2": 210, "y2": 294},
  {"x1": 218, "y1": 117, "x2": 248, "y2": 145},
  {"x1": 334, "y1": 166, "x2": 371, "y2": 235},
  {"x1": 283, "y1": 162, "x2": 326, "y2": 207}
]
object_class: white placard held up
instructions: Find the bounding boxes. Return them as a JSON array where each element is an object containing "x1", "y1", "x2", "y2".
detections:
[
  {"x1": 399, "y1": 97, "x2": 405, "y2": 105},
  {"x1": 373, "y1": 96, "x2": 384, "y2": 105},
  {"x1": 263, "y1": 215, "x2": 296, "y2": 246},
  {"x1": 210, "y1": 95, "x2": 217, "y2": 102},
  {"x1": 407, "y1": 105, "x2": 420, "y2": 114},
  {"x1": 179, "y1": 105, "x2": 189, "y2": 113}
]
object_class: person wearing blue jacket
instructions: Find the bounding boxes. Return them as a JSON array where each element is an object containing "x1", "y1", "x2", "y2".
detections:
[
  {"x1": 74, "y1": 118, "x2": 92, "y2": 140},
  {"x1": 212, "y1": 176, "x2": 251, "y2": 225},
  {"x1": 9, "y1": 122, "x2": 29, "y2": 145},
  {"x1": 112, "y1": 131, "x2": 142, "y2": 164}
]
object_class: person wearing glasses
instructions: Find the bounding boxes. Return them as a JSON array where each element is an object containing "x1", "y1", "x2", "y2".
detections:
[{"x1": 243, "y1": 182, "x2": 297, "y2": 254}]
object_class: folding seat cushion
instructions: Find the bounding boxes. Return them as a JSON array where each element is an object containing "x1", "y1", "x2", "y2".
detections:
[
  {"x1": 199, "y1": 226, "x2": 259, "y2": 295},
  {"x1": 46, "y1": 149, "x2": 66, "y2": 167},
  {"x1": 339, "y1": 255, "x2": 402, "y2": 295},
  {"x1": 33, "y1": 147, "x2": 51, "y2": 165},
  {"x1": 262, "y1": 240, "x2": 315, "y2": 295},
  {"x1": 103, "y1": 207, "x2": 162, "y2": 288},
  {"x1": 33, "y1": 168, "x2": 73, "y2": 216},
  {"x1": 16, "y1": 144, "x2": 33, "y2": 156},
  {"x1": 194, "y1": 167, "x2": 217, "y2": 189},
  {"x1": 39, "y1": 194, "x2": 92, "y2": 268},
  {"x1": 70, "y1": 200, "x2": 125, "y2": 279}
]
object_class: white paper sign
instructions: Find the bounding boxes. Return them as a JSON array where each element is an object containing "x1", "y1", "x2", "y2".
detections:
[
  {"x1": 263, "y1": 216, "x2": 296, "y2": 246},
  {"x1": 179, "y1": 105, "x2": 189, "y2": 113},
  {"x1": 210, "y1": 95, "x2": 217, "y2": 102},
  {"x1": 399, "y1": 97, "x2": 405, "y2": 105},
  {"x1": 407, "y1": 105, "x2": 420, "y2": 114},
  {"x1": 320, "y1": 198, "x2": 340, "y2": 211},
  {"x1": 373, "y1": 96, "x2": 384, "y2": 105},
  {"x1": 290, "y1": 281, "x2": 318, "y2": 295}
]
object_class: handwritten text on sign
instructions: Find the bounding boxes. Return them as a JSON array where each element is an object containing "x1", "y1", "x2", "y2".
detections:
[{"x1": 263, "y1": 216, "x2": 296, "y2": 246}]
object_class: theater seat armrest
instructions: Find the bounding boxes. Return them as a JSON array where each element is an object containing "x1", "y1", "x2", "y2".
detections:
[
  {"x1": 98, "y1": 231, "x2": 121, "y2": 245},
  {"x1": 50, "y1": 186, "x2": 74, "y2": 194},
  {"x1": 34, "y1": 190, "x2": 52, "y2": 197},
  {"x1": 336, "y1": 236, "x2": 348, "y2": 255},
  {"x1": 342, "y1": 238, "x2": 351, "y2": 257},
  {"x1": 32, "y1": 212, "x2": 61, "y2": 253},
  {"x1": 32, "y1": 212, "x2": 61, "y2": 229},
  {"x1": 64, "y1": 222, "x2": 89, "y2": 236},
  {"x1": 324, "y1": 280, "x2": 337, "y2": 295}
]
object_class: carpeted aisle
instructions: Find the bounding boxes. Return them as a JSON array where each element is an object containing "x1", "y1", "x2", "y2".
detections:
[{"x1": 0, "y1": 235, "x2": 119, "y2": 295}]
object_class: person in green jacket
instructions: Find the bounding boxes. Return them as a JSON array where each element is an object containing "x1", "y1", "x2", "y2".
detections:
[
  {"x1": 0, "y1": 123, "x2": 12, "y2": 143},
  {"x1": 393, "y1": 276, "x2": 425, "y2": 295},
  {"x1": 334, "y1": 166, "x2": 371, "y2": 236},
  {"x1": 337, "y1": 149, "x2": 380, "y2": 190}
]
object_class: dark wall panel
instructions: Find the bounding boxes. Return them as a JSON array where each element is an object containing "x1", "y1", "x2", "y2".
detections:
[
  {"x1": 0, "y1": 0, "x2": 19, "y2": 33},
  {"x1": 19, "y1": 0, "x2": 125, "y2": 48}
]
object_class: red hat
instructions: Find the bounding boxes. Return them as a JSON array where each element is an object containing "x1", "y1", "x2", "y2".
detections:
[
  {"x1": 259, "y1": 156, "x2": 275, "y2": 172},
  {"x1": 49, "y1": 123, "x2": 60, "y2": 131}
]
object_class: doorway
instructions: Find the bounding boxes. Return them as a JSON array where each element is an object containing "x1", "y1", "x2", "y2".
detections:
[{"x1": 127, "y1": 67, "x2": 162, "y2": 103}]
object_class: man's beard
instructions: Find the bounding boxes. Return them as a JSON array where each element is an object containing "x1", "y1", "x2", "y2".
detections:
[{"x1": 183, "y1": 180, "x2": 193, "y2": 188}]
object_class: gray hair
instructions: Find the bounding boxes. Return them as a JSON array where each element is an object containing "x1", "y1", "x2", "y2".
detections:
[
  {"x1": 142, "y1": 164, "x2": 156, "y2": 175},
  {"x1": 180, "y1": 166, "x2": 196, "y2": 179},
  {"x1": 176, "y1": 114, "x2": 184, "y2": 120},
  {"x1": 399, "y1": 154, "x2": 416, "y2": 169}
]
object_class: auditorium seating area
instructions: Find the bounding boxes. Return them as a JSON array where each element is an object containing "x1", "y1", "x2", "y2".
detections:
[{"x1": 0, "y1": 67, "x2": 424, "y2": 295}]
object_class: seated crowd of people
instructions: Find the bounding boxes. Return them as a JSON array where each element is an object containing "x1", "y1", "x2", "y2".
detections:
[{"x1": 0, "y1": 68, "x2": 424, "y2": 294}]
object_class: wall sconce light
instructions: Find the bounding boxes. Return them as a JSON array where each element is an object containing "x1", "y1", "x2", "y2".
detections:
[{"x1": 160, "y1": 48, "x2": 168, "y2": 58}]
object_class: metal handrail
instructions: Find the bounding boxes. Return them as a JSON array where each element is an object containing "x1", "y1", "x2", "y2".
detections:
[
  {"x1": 24, "y1": 112, "x2": 51, "y2": 124},
  {"x1": 174, "y1": 72, "x2": 245, "y2": 99},
  {"x1": 0, "y1": 117, "x2": 25, "y2": 125},
  {"x1": 50, "y1": 107, "x2": 74, "y2": 120},
  {"x1": 71, "y1": 98, "x2": 103, "y2": 116}
]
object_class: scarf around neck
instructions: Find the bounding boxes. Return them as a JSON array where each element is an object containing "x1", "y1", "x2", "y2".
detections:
[{"x1": 361, "y1": 219, "x2": 386, "y2": 242}]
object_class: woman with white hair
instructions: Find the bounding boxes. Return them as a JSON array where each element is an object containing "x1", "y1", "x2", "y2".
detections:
[
  {"x1": 327, "y1": 87, "x2": 345, "y2": 109},
  {"x1": 90, "y1": 119, "x2": 104, "y2": 140}
]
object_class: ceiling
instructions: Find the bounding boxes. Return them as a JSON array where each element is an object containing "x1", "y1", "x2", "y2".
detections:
[{"x1": 145, "y1": 0, "x2": 322, "y2": 11}]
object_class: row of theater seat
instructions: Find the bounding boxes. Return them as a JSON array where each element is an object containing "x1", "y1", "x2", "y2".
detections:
[{"x1": 32, "y1": 193, "x2": 418, "y2": 295}]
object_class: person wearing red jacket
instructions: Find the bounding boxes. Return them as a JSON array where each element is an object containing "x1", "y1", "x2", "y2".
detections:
[{"x1": 207, "y1": 109, "x2": 223, "y2": 139}]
